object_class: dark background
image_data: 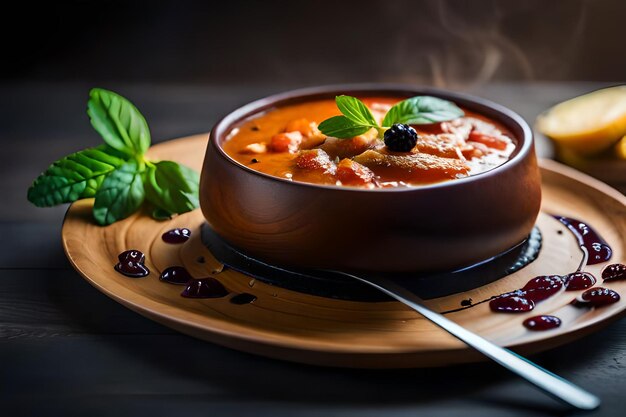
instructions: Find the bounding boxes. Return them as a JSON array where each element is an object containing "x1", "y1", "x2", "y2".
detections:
[{"x1": 4, "y1": 0, "x2": 626, "y2": 86}]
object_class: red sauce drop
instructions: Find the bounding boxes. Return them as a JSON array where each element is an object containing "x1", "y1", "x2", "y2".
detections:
[
  {"x1": 160, "y1": 266, "x2": 192, "y2": 285},
  {"x1": 489, "y1": 294, "x2": 535, "y2": 313},
  {"x1": 523, "y1": 315, "x2": 562, "y2": 331},
  {"x1": 489, "y1": 275, "x2": 564, "y2": 314},
  {"x1": 181, "y1": 278, "x2": 229, "y2": 298},
  {"x1": 554, "y1": 216, "x2": 612, "y2": 264},
  {"x1": 162, "y1": 228, "x2": 191, "y2": 244},
  {"x1": 602, "y1": 263, "x2": 626, "y2": 282},
  {"x1": 522, "y1": 275, "x2": 564, "y2": 301},
  {"x1": 563, "y1": 272, "x2": 596, "y2": 290},
  {"x1": 114, "y1": 250, "x2": 149, "y2": 278},
  {"x1": 572, "y1": 287, "x2": 621, "y2": 307}
]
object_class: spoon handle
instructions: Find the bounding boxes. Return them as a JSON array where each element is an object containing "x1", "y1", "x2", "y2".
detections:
[{"x1": 341, "y1": 272, "x2": 601, "y2": 411}]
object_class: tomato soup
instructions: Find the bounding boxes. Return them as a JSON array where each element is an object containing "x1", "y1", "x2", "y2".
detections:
[{"x1": 222, "y1": 97, "x2": 516, "y2": 188}]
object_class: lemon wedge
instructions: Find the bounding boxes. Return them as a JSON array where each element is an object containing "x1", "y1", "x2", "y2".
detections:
[{"x1": 536, "y1": 85, "x2": 626, "y2": 155}]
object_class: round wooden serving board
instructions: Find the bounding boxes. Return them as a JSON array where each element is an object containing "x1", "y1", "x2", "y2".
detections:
[{"x1": 62, "y1": 134, "x2": 626, "y2": 368}]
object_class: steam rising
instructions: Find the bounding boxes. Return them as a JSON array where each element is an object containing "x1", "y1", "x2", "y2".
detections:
[{"x1": 385, "y1": 0, "x2": 588, "y2": 89}]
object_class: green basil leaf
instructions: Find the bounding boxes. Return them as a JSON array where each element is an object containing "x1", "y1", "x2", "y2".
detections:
[
  {"x1": 176, "y1": 163, "x2": 200, "y2": 208},
  {"x1": 27, "y1": 145, "x2": 126, "y2": 207},
  {"x1": 335, "y1": 95, "x2": 379, "y2": 127},
  {"x1": 318, "y1": 116, "x2": 372, "y2": 139},
  {"x1": 144, "y1": 161, "x2": 200, "y2": 215},
  {"x1": 87, "y1": 88, "x2": 151, "y2": 157},
  {"x1": 382, "y1": 96, "x2": 464, "y2": 127},
  {"x1": 93, "y1": 160, "x2": 145, "y2": 225}
]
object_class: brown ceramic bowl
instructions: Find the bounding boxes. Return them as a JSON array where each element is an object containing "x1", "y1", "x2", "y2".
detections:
[{"x1": 200, "y1": 84, "x2": 541, "y2": 273}]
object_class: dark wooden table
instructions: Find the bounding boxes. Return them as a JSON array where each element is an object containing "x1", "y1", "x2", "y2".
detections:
[{"x1": 2, "y1": 82, "x2": 625, "y2": 417}]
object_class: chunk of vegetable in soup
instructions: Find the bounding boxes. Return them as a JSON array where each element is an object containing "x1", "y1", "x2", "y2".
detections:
[{"x1": 221, "y1": 98, "x2": 516, "y2": 188}]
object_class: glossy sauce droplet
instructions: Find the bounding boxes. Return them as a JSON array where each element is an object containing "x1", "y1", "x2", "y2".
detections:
[
  {"x1": 162, "y1": 228, "x2": 191, "y2": 244},
  {"x1": 523, "y1": 315, "x2": 562, "y2": 331},
  {"x1": 563, "y1": 272, "x2": 596, "y2": 290},
  {"x1": 160, "y1": 266, "x2": 192, "y2": 285},
  {"x1": 114, "y1": 250, "x2": 149, "y2": 278},
  {"x1": 181, "y1": 278, "x2": 229, "y2": 298},
  {"x1": 554, "y1": 216, "x2": 612, "y2": 264},
  {"x1": 489, "y1": 294, "x2": 535, "y2": 313},
  {"x1": 230, "y1": 293, "x2": 257, "y2": 305},
  {"x1": 572, "y1": 287, "x2": 621, "y2": 307},
  {"x1": 522, "y1": 275, "x2": 564, "y2": 301},
  {"x1": 602, "y1": 263, "x2": 626, "y2": 282}
]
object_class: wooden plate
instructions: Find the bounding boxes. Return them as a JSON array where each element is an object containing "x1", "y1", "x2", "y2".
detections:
[{"x1": 62, "y1": 135, "x2": 626, "y2": 368}]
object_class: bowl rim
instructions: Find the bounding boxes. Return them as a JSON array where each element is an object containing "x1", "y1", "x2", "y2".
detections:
[{"x1": 208, "y1": 83, "x2": 534, "y2": 193}]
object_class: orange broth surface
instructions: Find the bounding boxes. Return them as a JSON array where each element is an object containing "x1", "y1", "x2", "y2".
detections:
[{"x1": 222, "y1": 97, "x2": 516, "y2": 188}]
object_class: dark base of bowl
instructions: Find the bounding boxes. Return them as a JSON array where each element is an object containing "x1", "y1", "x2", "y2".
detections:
[{"x1": 201, "y1": 224, "x2": 542, "y2": 302}]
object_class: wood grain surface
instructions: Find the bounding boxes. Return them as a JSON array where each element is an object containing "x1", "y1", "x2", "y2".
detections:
[{"x1": 61, "y1": 135, "x2": 626, "y2": 368}]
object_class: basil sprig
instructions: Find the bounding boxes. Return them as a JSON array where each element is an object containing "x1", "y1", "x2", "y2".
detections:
[
  {"x1": 318, "y1": 95, "x2": 464, "y2": 139},
  {"x1": 28, "y1": 88, "x2": 200, "y2": 225}
]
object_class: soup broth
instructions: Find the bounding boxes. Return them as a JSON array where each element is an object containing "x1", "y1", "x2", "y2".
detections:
[{"x1": 222, "y1": 97, "x2": 516, "y2": 188}]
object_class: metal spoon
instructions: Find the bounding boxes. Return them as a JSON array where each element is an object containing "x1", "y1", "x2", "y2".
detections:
[
  {"x1": 201, "y1": 226, "x2": 600, "y2": 410},
  {"x1": 333, "y1": 270, "x2": 601, "y2": 411}
]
